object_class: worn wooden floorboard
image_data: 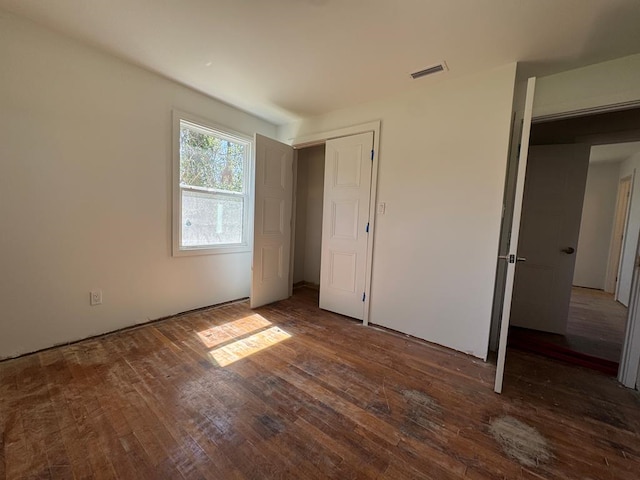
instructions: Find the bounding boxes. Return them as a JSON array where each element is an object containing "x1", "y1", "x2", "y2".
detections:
[
  {"x1": 512, "y1": 286, "x2": 629, "y2": 364},
  {"x1": 1, "y1": 287, "x2": 639, "y2": 479}
]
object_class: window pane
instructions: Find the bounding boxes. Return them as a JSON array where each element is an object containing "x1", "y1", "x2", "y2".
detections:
[
  {"x1": 180, "y1": 123, "x2": 245, "y2": 193},
  {"x1": 181, "y1": 190, "x2": 244, "y2": 247}
]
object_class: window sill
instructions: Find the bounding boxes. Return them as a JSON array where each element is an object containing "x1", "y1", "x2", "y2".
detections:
[{"x1": 172, "y1": 244, "x2": 251, "y2": 257}]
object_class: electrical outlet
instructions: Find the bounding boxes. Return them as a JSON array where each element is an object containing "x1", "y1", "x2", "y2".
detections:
[{"x1": 90, "y1": 289, "x2": 102, "y2": 306}]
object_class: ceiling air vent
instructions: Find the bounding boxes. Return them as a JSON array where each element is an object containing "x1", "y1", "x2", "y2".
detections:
[{"x1": 410, "y1": 62, "x2": 448, "y2": 79}]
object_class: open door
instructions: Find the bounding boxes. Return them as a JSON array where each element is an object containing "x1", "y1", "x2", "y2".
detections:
[
  {"x1": 494, "y1": 77, "x2": 536, "y2": 393},
  {"x1": 510, "y1": 144, "x2": 591, "y2": 334},
  {"x1": 319, "y1": 131, "x2": 374, "y2": 320},
  {"x1": 250, "y1": 134, "x2": 294, "y2": 308}
]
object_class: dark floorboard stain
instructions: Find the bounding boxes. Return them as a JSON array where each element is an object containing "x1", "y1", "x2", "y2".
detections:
[{"x1": 255, "y1": 414, "x2": 286, "y2": 439}]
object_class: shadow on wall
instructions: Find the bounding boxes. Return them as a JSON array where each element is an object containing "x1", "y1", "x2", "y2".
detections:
[{"x1": 518, "y1": 3, "x2": 640, "y2": 79}]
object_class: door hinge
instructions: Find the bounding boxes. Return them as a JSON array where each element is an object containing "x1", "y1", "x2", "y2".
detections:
[
  {"x1": 371, "y1": 149, "x2": 374, "y2": 161},
  {"x1": 366, "y1": 222, "x2": 369, "y2": 233},
  {"x1": 362, "y1": 292, "x2": 366, "y2": 302}
]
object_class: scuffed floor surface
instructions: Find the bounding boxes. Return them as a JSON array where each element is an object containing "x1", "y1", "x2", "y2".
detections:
[{"x1": 1, "y1": 287, "x2": 639, "y2": 479}]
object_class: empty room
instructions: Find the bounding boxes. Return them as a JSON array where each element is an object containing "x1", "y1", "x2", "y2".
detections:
[{"x1": 1, "y1": 1, "x2": 640, "y2": 479}]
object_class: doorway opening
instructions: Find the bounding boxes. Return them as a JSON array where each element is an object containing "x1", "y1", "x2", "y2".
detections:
[
  {"x1": 251, "y1": 121, "x2": 380, "y2": 324},
  {"x1": 292, "y1": 144, "x2": 326, "y2": 294},
  {"x1": 505, "y1": 107, "x2": 640, "y2": 376},
  {"x1": 290, "y1": 131, "x2": 376, "y2": 321}
]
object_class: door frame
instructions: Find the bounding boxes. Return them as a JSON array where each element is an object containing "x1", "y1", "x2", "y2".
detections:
[
  {"x1": 288, "y1": 120, "x2": 381, "y2": 325},
  {"x1": 616, "y1": 170, "x2": 638, "y2": 308},
  {"x1": 531, "y1": 100, "x2": 640, "y2": 125},
  {"x1": 495, "y1": 92, "x2": 640, "y2": 391},
  {"x1": 606, "y1": 174, "x2": 633, "y2": 296},
  {"x1": 620, "y1": 227, "x2": 640, "y2": 388},
  {"x1": 531, "y1": 111, "x2": 640, "y2": 390},
  {"x1": 532, "y1": 103, "x2": 640, "y2": 389}
]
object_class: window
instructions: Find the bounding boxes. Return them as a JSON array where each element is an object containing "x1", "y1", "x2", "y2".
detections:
[{"x1": 173, "y1": 112, "x2": 252, "y2": 255}]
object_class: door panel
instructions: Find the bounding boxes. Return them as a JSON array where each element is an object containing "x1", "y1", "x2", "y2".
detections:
[
  {"x1": 495, "y1": 77, "x2": 536, "y2": 394},
  {"x1": 320, "y1": 132, "x2": 373, "y2": 320},
  {"x1": 329, "y1": 252, "x2": 357, "y2": 292},
  {"x1": 251, "y1": 134, "x2": 293, "y2": 308},
  {"x1": 332, "y1": 199, "x2": 359, "y2": 239},
  {"x1": 510, "y1": 143, "x2": 591, "y2": 334}
]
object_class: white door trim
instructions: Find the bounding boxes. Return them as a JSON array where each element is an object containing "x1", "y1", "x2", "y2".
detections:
[
  {"x1": 616, "y1": 170, "x2": 636, "y2": 304},
  {"x1": 532, "y1": 100, "x2": 640, "y2": 124},
  {"x1": 607, "y1": 173, "x2": 634, "y2": 297},
  {"x1": 288, "y1": 149, "x2": 299, "y2": 298},
  {"x1": 290, "y1": 120, "x2": 381, "y2": 325}
]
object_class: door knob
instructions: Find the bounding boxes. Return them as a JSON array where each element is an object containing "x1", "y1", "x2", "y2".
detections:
[{"x1": 562, "y1": 247, "x2": 575, "y2": 254}]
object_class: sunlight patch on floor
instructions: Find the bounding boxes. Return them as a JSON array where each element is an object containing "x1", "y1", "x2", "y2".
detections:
[
  {"x1": 197, "y1": 314, "x2": 272, "y2": 348},
  {"x1": 208, "y1": 326, "x2": 291, "y2": 367}
]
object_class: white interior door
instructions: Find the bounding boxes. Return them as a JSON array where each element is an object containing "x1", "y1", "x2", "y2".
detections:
[
  {"x1": 250, "y1": 134, "x2": 293, "y2": 308},
  {"x1": 489, "y1": 112, "x2": 519, "y2": 352},
  {"x1": 319, "y1": 132, "x2": 374, "y2": 320},
  {"x1": 509, "y1": 143, "x2": 591, "y2": 334},
  {"x1": 494, "y1": 77, "x2": 536, "y2": 393}
]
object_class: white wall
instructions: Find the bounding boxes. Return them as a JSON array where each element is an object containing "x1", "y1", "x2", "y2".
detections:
[
  {"x1": 533, "y1": 53, "x2": 640, "y2": 118},
  {"x1": 573, "y1": 161, "x2": 620, "y2": 289},
  {"x1": 279, "y1": 64, "x2": 517, "y2": 359},
  {"x1": 0, "y1": 14, "x2": 277, "y2": 358}
]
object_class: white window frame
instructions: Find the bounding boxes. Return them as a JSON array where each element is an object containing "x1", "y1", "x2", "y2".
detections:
[{"x1": 172, "y1": 110, "x2": 253, "y2": 256}]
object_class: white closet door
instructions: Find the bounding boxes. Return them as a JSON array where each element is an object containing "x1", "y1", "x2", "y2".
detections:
[
  {"x1": 319, "y1": 132, "x2": 374, "y2": 320},
  {"x1": 250, "y1": 134, "x2": 293, "y2": 308}
]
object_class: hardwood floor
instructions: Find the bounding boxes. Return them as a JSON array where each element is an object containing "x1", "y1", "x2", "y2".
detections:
[
  {"x1": 1, "y1": 287, "x2": 639, "y2": 479},
  {"x1": 567, "y1": 286, "x2": 628, "y2": 360},
  {"x1": 509, "y1": 287, "x2": 628, "y2": 367}
]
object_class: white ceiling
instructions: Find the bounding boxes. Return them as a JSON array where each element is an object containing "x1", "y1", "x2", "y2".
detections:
[
  {"x1": 1, "y1": 0, "x2": 640, "y2": 125},
  {"x1": 590, "y1": 142, "x2": 640, "y2": 164}
]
